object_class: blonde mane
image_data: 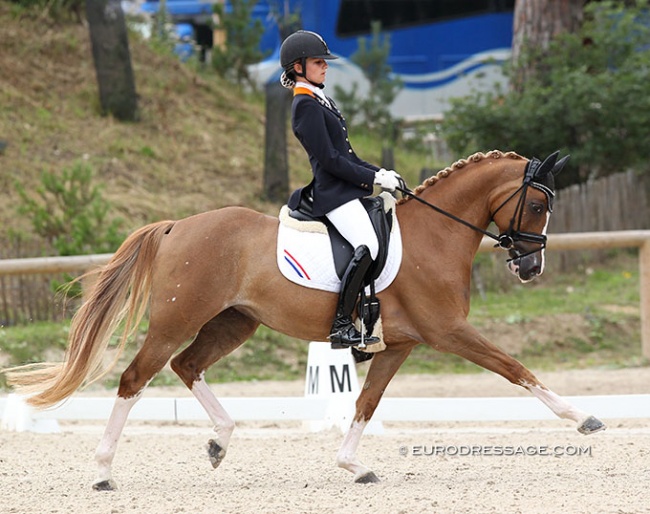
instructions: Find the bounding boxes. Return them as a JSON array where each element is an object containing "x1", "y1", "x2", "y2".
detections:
[{"x1": 397, "y1": 150, "x2": 526, "y2": 205}]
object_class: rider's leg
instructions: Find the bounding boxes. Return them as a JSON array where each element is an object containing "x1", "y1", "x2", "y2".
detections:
[
  {"x1": 328, "y1": 245, "x2": 380, "y2": 348},
  {"x1": 325, "y1": 200, "x2": 380, "y2": 349},
  {"x1": 325, "y1": 199, "x2": 379, "y2": 260}
]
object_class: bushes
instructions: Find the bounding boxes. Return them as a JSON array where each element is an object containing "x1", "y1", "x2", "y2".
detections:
[
  {"x1": 15, "y1": 162, "x2": 125, "y2": 257},
  {"x1": 8, "y1": 0, "x2": 83, "y2": 20}
]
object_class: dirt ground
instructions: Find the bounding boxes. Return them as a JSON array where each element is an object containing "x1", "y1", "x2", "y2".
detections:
[{"x1": 1, "y1": 368, "x2": 649, "y2": 514}]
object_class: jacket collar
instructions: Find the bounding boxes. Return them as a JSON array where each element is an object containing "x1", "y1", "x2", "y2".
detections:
[{"x1": 294, "y1": 82, "x2": 341, "y2": 118}]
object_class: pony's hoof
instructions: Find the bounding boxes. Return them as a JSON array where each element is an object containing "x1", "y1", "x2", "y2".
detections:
[
  {"x1": 92, "y1": 479, "x2": 117, "y2": 491},
  {"x1": 207, "y1": 439, "x2": 226, "y2": 469},
  {"x1": 578, "y1": 415, "x2": 606, "y2": 435},
  {"x1": 355, "y1": 471, "x2": 380, "y2": 484}
]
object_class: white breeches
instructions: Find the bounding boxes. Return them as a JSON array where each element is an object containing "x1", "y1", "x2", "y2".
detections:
[{"x1": 325, "y1": 199, "x2": 379, "y2": 260}]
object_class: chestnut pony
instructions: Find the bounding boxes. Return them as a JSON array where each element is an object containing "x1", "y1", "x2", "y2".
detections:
[{"x1": 4, "y1": 150, "x2": 605, "y2": 489}]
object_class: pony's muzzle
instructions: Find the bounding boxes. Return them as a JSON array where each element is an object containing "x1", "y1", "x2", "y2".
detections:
[{"x1": 507, "y1": 245, "x2": 544, "y2": 282}]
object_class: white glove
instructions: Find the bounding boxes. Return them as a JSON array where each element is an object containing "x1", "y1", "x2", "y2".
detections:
[{"x1": 374, "y1": 168, "x2": 400, "y2": 192}]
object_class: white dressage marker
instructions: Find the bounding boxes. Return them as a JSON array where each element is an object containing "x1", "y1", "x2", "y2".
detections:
[{"x1": 303, "y1": 342, "x2": 384, "y2": 435}]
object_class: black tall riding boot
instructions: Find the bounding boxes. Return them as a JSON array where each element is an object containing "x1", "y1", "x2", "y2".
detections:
[{"x1": 329, "y1": 245, "x2": 380, "y2": 349}]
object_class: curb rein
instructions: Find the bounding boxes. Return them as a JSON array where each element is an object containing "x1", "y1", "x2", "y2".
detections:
[{"x1": 395, "y1": 158, "x2": 554, "y2": 262}]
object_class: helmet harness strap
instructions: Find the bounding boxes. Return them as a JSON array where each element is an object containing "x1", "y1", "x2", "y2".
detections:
[{"x1": 292, "y1": 57, "x2": 325, "y2": 89}]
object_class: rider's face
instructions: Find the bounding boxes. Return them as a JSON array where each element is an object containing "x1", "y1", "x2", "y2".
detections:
[{"x1": 296, "y1": 58, "x2": 328, "y2": 84}]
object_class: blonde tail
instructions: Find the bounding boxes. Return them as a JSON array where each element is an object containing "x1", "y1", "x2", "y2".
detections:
[{"x1": 3, "y1": 220, "x2": 176, "y2": 409}]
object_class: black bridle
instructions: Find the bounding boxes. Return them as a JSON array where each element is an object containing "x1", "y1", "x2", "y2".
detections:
[{"x1": 395, "y1": 155, "x2": 562, "y2": 262}]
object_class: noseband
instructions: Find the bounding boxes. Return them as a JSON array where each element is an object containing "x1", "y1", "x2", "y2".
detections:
[{"x1": 397, "y1": 157, "x2": 556, "y2": 262}]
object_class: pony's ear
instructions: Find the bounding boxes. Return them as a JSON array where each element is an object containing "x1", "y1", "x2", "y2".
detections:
[
  {"x1": 551, "y1": 155, "x2": 570, "y2": 176},
  {"x1": 535, "y1": 151, "x2": 560, "y2": 178}
]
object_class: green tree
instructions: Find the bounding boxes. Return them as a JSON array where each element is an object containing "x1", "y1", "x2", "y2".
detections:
[
  {"x1": 441, "y1": 1, "x2": 650, "y2": 188},
  {"x1": 150, "y1": 0, "x2": 175, "y2": 51},
  {"x1": 334, "y1": 21, "x2": 402, "y2": 143},
  {"x1": 15, "y1": 162, "x2": 125, "y2": 256},
  {"x1": 211, "y1": 0, "x2": 269, "y2": 89}
]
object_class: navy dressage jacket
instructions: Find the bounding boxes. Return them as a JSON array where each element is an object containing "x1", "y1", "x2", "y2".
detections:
[{"x1": 287, "y1": 88, "x2": 379, "y2": 217}]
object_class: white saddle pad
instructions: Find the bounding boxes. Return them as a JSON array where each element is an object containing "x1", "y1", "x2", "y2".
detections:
[{"x1": 276, "y1": 193, "x2": 403, "y2": 293}]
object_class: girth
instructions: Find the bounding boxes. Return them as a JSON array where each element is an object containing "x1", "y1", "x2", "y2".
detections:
[{"x1": 288, "y1": 191, "x2": 393, "y2": 282}]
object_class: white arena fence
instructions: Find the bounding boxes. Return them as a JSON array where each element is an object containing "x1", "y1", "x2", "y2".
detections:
[
  {"x1": 2, "y1": 394, "x2": 649, "y2": 426},
  {"x1": 2, "y1": 342, "x2": 650, "y2": 434}
]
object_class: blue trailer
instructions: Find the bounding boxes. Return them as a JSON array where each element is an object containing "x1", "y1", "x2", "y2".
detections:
[{"x1": 133, "y1": 0, "x2": 515, "y2": 119}]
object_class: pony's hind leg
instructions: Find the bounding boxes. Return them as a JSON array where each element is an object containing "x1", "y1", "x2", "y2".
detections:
[
  {"x1": 170, "y1": 308, "x2": 259, "y2": 470},
  {"x1": 93, "y1": 329, "x2": 191, "y2": 491}
]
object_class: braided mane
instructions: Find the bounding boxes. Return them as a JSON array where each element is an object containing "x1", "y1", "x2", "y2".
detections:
[{"x1": 397, "y1": 150, "x2": 526, "y2": 205}]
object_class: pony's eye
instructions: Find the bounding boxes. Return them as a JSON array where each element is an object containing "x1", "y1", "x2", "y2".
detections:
[{"x1": 530, "y1": 202, "x2": 544, "y2": 214}]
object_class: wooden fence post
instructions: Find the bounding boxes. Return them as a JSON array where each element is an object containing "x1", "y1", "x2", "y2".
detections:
[
  {"x1": 640, "y1": 241, "x2": 650, "y2": 359},
  {"x1": 263, "y1": 80, "x2": 291, "y2": 202}
]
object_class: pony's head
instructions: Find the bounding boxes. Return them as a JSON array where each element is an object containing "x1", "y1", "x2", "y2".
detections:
[{"x1": 491, "y1": 151, "x2": 569, "y2": 282}]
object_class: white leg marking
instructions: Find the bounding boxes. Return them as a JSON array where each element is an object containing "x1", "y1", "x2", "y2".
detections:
[
  {"x1": 95, "y1": 395, "x2": 140, "y2": 485},
  {"x1": 525, "y1": 383, "x2": 590, "y2": 423},
  {"x1": 336, "y1": 420, "x2": 372, "y2": 480},
  {"x1": 191, "y1": 375, "x2": 235, "y2": 447}
]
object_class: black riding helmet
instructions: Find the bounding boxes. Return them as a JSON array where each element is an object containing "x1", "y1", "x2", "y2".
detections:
[{"x1": 280, "y1": 30, "x2": 337, "y2": 83}]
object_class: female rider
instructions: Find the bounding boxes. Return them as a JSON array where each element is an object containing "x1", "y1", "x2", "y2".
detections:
[{"x1": 280, "y1": 30, "x2": 400, "y2": 349}]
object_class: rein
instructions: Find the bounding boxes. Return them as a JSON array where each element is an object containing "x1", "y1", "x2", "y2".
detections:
[
  {"x1": 395, "y1": 162, "x2": 550, "y2": 261},
  {"x1": 396, "y1": 184, "x2": 507, "y2": 246}
]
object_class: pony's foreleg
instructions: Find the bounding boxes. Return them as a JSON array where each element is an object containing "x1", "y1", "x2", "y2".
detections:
[
  {"x1": 337, "y1": 344, "x2": 413, "y2": 483},
  {"x1": 170, "y1": 308, "x2": 259, "y2": 470},
  {"x1": 337, "y1": 419, "x2": 374, "y2": 482},
  {"x1": 439, "y1": 323, "x2": 606, "y2": 434},
  {"x1": 523, "y1": 382, "x2": 606, "y2": 434}
]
